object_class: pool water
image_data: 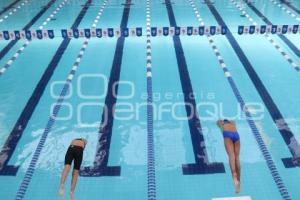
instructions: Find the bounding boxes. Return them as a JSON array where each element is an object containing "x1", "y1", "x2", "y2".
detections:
[{"x1": 0, "y1": 0, "x2": 300, "y2": 200}]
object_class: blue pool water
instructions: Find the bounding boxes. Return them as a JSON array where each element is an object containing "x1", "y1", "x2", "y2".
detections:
[{"x1": 1, "y1": 0, "x2": 300, "y2": 200}]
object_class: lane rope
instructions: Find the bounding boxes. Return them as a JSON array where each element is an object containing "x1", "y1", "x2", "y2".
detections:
[{"x1": 145, "y1": 0, "x2": 156, "y2": 199}]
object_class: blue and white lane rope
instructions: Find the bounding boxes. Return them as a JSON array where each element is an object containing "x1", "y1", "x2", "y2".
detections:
[
  {"x1": 146, "y1": 1, "x2": 156, "y2": 200},
  {"x1": 14, "y1": 1, "x2": 108, "y2": 199},
  {"x1": 0, "y1": 0, "x2": 69, "y2": 76},
  {"x1": 0, "y1": 0, "x2": 30, "y2": 23},
  {"x1": 188, "y1": 0, "x2": 292, "y2": 199},
  {"x1": 269, "y1": 0, "x2": 300, "y2": 21},
  {"x1": 230, "y1": 0, "x2": 300, "y2": 73}
]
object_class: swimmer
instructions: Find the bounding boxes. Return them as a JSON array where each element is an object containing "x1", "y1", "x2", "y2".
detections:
[
  {"x1": 59, "y1": 138, "x2": 87, "y2": 199},
  {"x1": 217, "y1": 119, "x2": 241, "y2": 193}
]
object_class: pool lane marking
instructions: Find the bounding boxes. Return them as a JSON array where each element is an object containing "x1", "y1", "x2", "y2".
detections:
[
  {"x1": 0, "y1": 0, "x2": 22, "y2": 16},
  {"x1": 80, "y1": 0, "x2": 131, "y2": 177},
  {"x1": 241, "y1": 0, "x2": 300, "y2": 59},
  {"x1": 146, "y1": 1, "x2": 156, "y2": 199},
  {"x1": 230, "y1": 0, "x2": 300, "y2": 73},
  {"x1": 279, "y1": 0, "x2": 300, "y2": 15},
  {"x1": 14, "y1": 0, "x2": 99, "y2": 197},
  {"x1": 0, "y1": 0, "x2": 30, "y2": 23},
  {"x1": 165, "y1": 0, "x2": 225, "y2": 175},
  {"x1": 0, "y1": 0, "x2": 69, "y2": 76},
  {"x1": 0, "y1": 0, "x2": 93, "y2": 177},
  {"x1": 209, "y1": 0, "x2": 300, "y2": 169},
  {"x1": 269, "y1": 0, "x2": 300, "y2": 21},
  {"x1": 0, "y1": 0, "x2": 57, "y2": 61},
  {"x1": 190, "y1": 0, "x2": 292, "y2": 199}
]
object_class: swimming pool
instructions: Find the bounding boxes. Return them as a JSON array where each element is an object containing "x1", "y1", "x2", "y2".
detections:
[{"x1": 1, "y1": 0, "x2": 300, "y2": 199}]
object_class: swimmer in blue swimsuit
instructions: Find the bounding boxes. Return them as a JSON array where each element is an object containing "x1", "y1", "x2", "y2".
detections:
[{"x1": 217, "y1": 119, "x2": 241, "y2": 193}]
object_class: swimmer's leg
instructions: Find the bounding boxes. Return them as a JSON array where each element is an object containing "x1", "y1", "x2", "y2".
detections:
[
  {"x1": 59, "y1": 164, "x2": 71, "y2": 197},
  {"x1": 234, "y1": 140, "x2": 241, "y2": 193},
  {"x1": 224, "y1": 138, "x2": 240, "y2": 193},
  {"x1": 70, "y1": 169, "x2": 79, "y2": 194},
  {"x1": 70, "y1": 149, "x2": 82, "y2": 195}
]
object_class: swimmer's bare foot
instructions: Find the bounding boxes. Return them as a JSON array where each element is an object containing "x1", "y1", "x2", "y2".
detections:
[
  {"x1": 58, "y1": 185, "x2": 64, "y2": 198},
  {"x1": 234, "y1": 179, "x2": 240, "y2": 193},
  {"x1": 69, "y1": 191, "x2": 75, "y2": 200}
]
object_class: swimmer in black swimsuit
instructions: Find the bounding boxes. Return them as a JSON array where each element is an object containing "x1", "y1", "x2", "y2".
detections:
[
  {"x1": 217, "y1": 119, "x2": 241, "y2": 193},
  {"x1": 59, "y1": 138, "x2": 87, "y2": 199}
]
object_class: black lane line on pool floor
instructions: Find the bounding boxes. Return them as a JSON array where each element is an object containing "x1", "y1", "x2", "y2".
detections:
[
  {"x1": 0, "y1": 0, "x2": 22, "y2": 16},
  {"x1": 205, "y1": 0, "x2": 300, "y2": 168},
  {"x1": 280, "y1": 0, "x2": 300, "y2": 15},
  {"x1": 80, "y1": 0, "x2": 132, "y2": 177},
  {"x1": 0, "y1": 0, "x2": 92, "y2": 176},
  {"x1": 164, "y1": 0, "x2": 225, "y2": 175},
  {"x1": 242, "y1": 0, "x2": 300, "y2": 58},
  {"x1": 0, "y1": 0, "x2": 57, "y2": 60}
]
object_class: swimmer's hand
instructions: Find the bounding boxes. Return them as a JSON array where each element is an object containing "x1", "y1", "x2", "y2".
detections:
[
  {"x1": 217, "y1": 120, "x2": 223, "y2": 127},
  {"x1": 59, "y1": 185, "x2": 64, "y2": 198},
  {"x1": 83, "y1": 139, "x2": 87, "y2": 146}
]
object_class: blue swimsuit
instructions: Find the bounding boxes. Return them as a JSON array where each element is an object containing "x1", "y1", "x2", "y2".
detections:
[{"x1": 223, "y1": 131, "x2": 240, "y2": 143}]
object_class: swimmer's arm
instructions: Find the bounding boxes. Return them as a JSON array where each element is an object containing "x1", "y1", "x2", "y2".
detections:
[
  {"x1": 83, "y1": 139, "x2": 87, "y2": 145},
  {"x1": 82, "y1": 139, "x2": 87, "y2": 147},
  {"x1": 217, "y1": 120, "x2": 224, "y2": 129}
]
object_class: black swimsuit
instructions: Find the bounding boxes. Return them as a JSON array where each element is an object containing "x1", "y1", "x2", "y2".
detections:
[{"x1": 64, "y1": 139, "x2": 84, "y2": 170}]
